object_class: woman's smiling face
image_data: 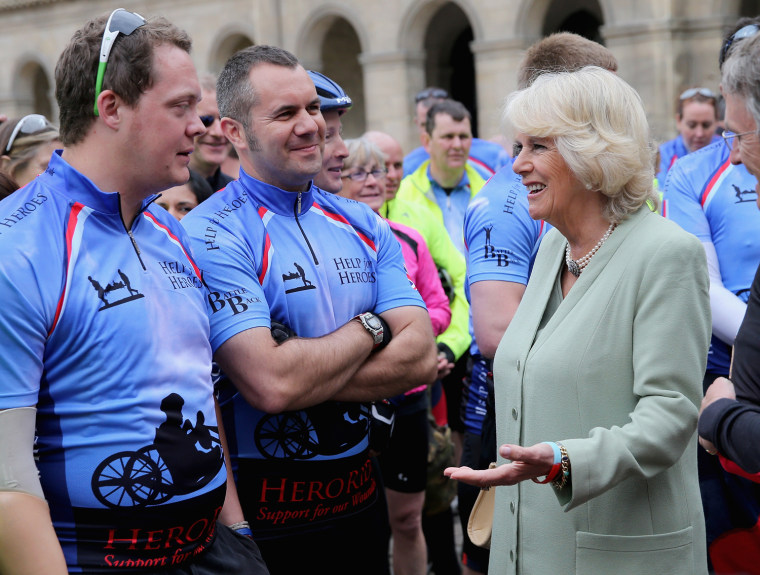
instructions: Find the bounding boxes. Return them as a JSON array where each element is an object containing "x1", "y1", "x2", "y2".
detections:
[{"x1": 511, "y1": 133, "x2": 587, "y2": 225}]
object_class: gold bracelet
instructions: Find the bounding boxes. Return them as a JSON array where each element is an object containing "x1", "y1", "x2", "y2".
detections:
[{"x1": 552, "y1": 442, "x2": 570, "y2": 490}]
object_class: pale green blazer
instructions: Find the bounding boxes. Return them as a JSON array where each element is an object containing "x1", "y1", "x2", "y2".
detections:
[{"x1": 490, "y1": 206, "x2": 710, "y2": 575}]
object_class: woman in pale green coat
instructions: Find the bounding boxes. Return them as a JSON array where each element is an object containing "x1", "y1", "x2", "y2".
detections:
[{"x1": 446, "y1": 67, "x2": 710, "y2": 574}]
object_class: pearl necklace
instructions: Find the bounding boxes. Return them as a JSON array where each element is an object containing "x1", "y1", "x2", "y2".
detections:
[{"x1": 565, "y1": 222, "x2": 616, "y2": 277}]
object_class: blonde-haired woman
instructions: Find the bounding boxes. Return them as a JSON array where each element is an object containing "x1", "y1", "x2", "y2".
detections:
[
  {"x1": 0, "y1": 114, "x2": 60, "y2": 187},
  {"x1": 446, "y1": 67, "x2": 711, "y2": 574}
]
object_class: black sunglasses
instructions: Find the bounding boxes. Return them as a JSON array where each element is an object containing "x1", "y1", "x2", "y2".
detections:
[
  {"x1": 415, "y1": 88, "x2": 449, "y2": 103},
  {"x1": 720, "y1": 24, "x2": 760, "y2": 67},
  {"x1": 199, "y1": 115, "x2": 219, "y2": 128}
]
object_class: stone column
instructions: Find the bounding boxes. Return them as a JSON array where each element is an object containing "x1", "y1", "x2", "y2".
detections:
[
  {"x1": 359, "y1": 49, "x2": 426, "y2": 153},
  {"x1": 603, "y1": 16, "x2": 724, "y2": 143},
  {"x1": 470, "y1": 37, "x2": 528, "y2": 141}
]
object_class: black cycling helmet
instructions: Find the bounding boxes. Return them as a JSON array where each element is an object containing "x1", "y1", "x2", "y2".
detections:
[{"x1": 307, "y1": 70, "x2": 352, "y2": 116}]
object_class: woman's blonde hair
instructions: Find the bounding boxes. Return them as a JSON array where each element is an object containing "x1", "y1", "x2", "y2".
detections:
[
  {"x1": 504, "y1": 66, "x2": 657, "y2": 222},
  {"x1": 0, "y1": 124, "x2": 60, "y2": 182}
]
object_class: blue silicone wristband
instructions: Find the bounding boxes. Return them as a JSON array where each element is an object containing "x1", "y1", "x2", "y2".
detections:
[
  {"x1": 233, "y1": 526, "x2": 253, "y2": 538},
  {"x1": 542, "y1": 441, "x2": 562, "y2": 465}
]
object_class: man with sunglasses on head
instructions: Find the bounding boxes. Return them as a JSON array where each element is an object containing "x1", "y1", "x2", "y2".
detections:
[
  {"x1": 190, "y1": 73, "x2": 236, "y2": 192},
  {"x1": 181, "y1": 45, "x2": 437, "y2": 575},
  {"x1": 698, "y1": 19, "x2": 760, "y2": 575},
  {"x1": 0, "y1": 10, "x2": 269, "y2": 575},
  {"x1": 663, "y1": 17, "x2": 760, "y2": 574}
]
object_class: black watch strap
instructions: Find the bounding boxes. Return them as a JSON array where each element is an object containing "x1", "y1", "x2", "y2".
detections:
[{"x1": 354, "y1": 312, "x2": 391, "y2": 351}]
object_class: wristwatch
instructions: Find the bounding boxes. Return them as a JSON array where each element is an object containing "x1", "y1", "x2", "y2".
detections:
[{"x1": 354, "y1": 312, "x2": 385, "y2": 350}]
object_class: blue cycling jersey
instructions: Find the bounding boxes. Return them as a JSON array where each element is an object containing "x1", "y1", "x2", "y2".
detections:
[
  {"x1": 663, "y1": 140, "x2": 760, "y2": 374},
  {"x1": 658, "y1": 133, "x2": 721, "y2": 185},
  {"x1": 182, "y1": 169, "x2": 424, "y2": 538},
  {"x1": 461, "y1": 166, "x2": 550, "y2": 433},
  {"x1": 0, "y1": 152, "x2": 226, "y2": 572},
  {"x1": 404, "y1": 138, "x2": 510, "y2": 180}
]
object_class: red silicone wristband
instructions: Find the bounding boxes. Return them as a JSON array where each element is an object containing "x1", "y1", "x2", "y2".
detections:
[{"x1": 531, "y1": 462, "x2": 561, "y2": 484}]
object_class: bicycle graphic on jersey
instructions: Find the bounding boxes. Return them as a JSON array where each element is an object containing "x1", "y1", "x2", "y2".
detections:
[
  {"x1": 91, "y1": 393, "x2": 224, "y2": 509},
  {"x1": 255, "y1": 402, "x2": 369, "y2": 460}
]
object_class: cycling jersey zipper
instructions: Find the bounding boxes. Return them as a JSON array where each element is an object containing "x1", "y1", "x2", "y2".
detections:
[
  {"x1": 126, "y1": 229, "x2": 145, "y2": 270},
  {"x1": 294, "y1": 191, "x2": 319, "y2": 265},
  {"x1": 118, "y1": 196, "x2": 159, "y2": 271}
]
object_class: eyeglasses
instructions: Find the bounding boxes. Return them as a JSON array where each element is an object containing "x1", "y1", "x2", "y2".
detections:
[
  {"x1": 199, "y1": 115, "x2": 219, "y2": 128},
  {"x1": 722, "y1": 129, "x2": 757, "y2": 151},
  {"x1": 4, "y1": 114, "x2": 55, "y2": 154},
  {"x1": 720, "y1": 24, "x2": 760, "y2": 67},
  {"x1": 679, "y1": 87, "x2": 718, "y2": 101},
  {"x1": 415, "y1": 88, "x2": 449, "y2": 103},
  {"x1": 342, "y1": 169, "x2": 387, "y2": 182},
  {"x1": 93, "y1": 8, "x2": 147, "y2": 116}
]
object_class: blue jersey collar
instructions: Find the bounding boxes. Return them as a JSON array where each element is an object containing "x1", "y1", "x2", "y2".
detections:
[
  {"x1": 238, "y1": 168, "x2": 315, "y2": 217},
  {"x1": 42, "y1": 151, "x2": 160, "y2": 216}
]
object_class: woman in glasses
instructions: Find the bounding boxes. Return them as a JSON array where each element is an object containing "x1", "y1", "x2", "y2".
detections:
[
  {"x1": 657, "y1": 88, "x2": 721, "y2": 185},
  {"x1": 339, "y1": 136, "x2": 452, "y2": 575},
  {"x1": 0, "y1": 114, "x2": 61, "y2": 187},
  {"x1": 339, "y1": 137, "x2": 451, "y2": 338}
]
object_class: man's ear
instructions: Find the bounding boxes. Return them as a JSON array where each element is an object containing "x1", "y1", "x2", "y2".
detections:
[
  {"x1": 221, "y1": 117, "x2": 247, "y2": 150},
  {"x1": 422, "y1": 130, "x2": 432, "y2": 153},
  {"x1": 96, "y1": 89, "x2": 125, "y2": 130}
]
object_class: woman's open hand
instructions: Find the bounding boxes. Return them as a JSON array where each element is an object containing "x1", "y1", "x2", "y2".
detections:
[{"x1": 444, "y1": 442, "x2": 555, "y2": 487}]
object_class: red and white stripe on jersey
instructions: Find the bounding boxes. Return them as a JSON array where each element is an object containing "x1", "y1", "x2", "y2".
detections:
[
  {"x1": 143, "y1": 211, "x2": 204, "y2": 284},
  {"x1": 310, "y1": 202, "x2": 377, "y2": 252},
  {"x1": 49, "y1": 202, "x2": 92, "y2": 336},
  {"x1": 701, "y1": 160, "x2": 733, "y2": 210},
  {"x1": 257, "y1": 206, "x2": 274, "y2": 285},
  {"x1": 468, "y1": 156, "x2": 495, "y2": 177}
]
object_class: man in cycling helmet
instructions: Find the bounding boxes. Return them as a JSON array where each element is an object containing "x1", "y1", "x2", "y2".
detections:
[{"x1": 309, "y1": 70, "x2": 351, "y2": 193}]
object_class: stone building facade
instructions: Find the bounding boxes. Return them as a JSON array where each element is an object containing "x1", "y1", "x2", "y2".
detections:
[{"x1": 0, "y1": 0, "x2": 758, "y2": 153}]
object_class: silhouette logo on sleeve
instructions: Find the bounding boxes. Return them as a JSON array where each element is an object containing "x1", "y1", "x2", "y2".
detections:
[
  {"x1": 482, "y1": 224, "x2": 513, "y2": 268},
  {"x1": 91, "y1": 393, "x2": 223, "y2": 508},
  {"x1": 483, "y1": 224, "x2": 493, "y2": 258},
  {"x1": 89, "y1": 269, "x2": 144, "y2": 311}
]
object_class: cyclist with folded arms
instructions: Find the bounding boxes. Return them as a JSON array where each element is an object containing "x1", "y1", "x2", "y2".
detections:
[{"x1": 0, "y1": 9, "x2": 268, "y2": 575}]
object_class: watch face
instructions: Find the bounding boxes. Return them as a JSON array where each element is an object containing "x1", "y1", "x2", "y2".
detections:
[{"x1": 365, "y1": 315, "x2": 382, "y2": 330}]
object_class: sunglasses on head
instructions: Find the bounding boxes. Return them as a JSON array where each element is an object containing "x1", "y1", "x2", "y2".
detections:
[
  {"x1": 415, "y1": 88, "x2": 449, "y2": 103},
  {"x1": 720, "y1": 24, "x2": 760, "y2": 67},
  {"x1": 93, "y1": 8, "x2": 147, "y2": 116},
  {"x1": 679, "y1": 87, "x2": 718, "y2": 101},
  {"x1": 5, "y1": 114, "x2": 55, "y2": 154}
]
